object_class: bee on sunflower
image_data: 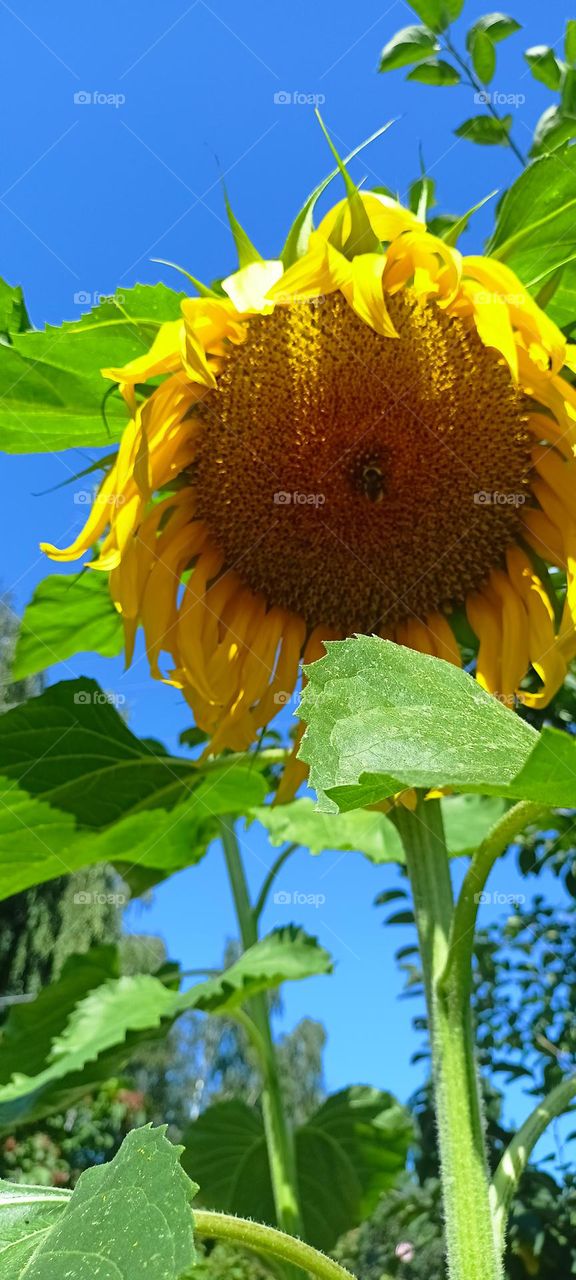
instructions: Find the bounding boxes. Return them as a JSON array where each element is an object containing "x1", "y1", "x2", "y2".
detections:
[{"x1": 41, "y1": 137, "x2": 576, "y2": 796}]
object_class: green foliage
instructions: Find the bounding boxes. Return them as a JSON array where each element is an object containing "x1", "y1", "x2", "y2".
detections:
[
  {"x1": 0, "y1": 1126, "x2": 197, "y2": 1278},
  {"x1": 12, "y1": 574, "x2": 124, "y2": 680},
  {"x1": 0, "y1": 282, "x2": 185, "y2": 453},
  {"x1": 182, "y1": 1088, "x2": 412, "y2": 1252},
  {"x1": 0, "y1": 931, "x2": 333, "y2": 1130},
  {"x1": 253, "y1": 795, "x2": 507, "y2": 863},
  {"x1": 0, "y1": 677, "x2": 269, "y2": 898},
  {"x1": 487, "y1": 144, "x2": 576, "y2": 328},
  {"x1": 378, "y1": 26, "x2": 439, "y2": 74}
]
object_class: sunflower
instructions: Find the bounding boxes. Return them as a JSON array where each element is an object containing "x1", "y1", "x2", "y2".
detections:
[{"x1": 42, "y1": 180, "x2": 576, "y2": 795}]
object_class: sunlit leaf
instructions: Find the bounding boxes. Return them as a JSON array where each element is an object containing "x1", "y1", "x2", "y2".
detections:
[
  {"x1": 524, "y1": 45, "x2": 564, "y2": 91},
  {"x1": 379, "y1": 25, "x2": 439, "y2": 73},
  {"x1": 407, "y1": 59, "x2": 460, "y2": 85},
  {"x1": 455, "y1": 114, "x2": 512, "y2": 144},
  {"x1": 12, "y1": 572, "x2": 124, "y2": 679}
]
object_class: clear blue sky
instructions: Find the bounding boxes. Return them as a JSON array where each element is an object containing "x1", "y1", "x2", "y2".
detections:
[{"x1": 0, "y1": 0, "x2": 569, "y2": 1135}]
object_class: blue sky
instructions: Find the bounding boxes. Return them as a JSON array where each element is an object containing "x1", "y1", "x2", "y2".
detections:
[{"x1": 0, "y1": 0, "x2": 570, "y2": 1133}]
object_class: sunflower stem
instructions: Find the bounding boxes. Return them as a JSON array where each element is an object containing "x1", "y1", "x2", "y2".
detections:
[
  {"x1": 393, "y1": 797, "x2": 504, "y2": 1280},
  {"x1": 220, "y1": 818, "x2": 304, "y2": 1254},
  {"x1": 194, "y1": 1210, "x2": 355, "y2": 1280}
]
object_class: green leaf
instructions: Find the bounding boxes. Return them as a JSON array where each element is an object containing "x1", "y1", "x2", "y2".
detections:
[
  {"x1": 408, "y1": 175, "x2": 436, "y2": 219},
  {"x1": 0, "y1": 283, "x2": 185, "y2": 454},
  {"x1": 182, "y1": 1088, "x2": 411, "y2": 1251},
  {"x1": 252, "y1": 794, "x2": 507, "y2": 863},
  {"x1": 297, "y1": 636, "x2": 576, "y2": 811},
  {"x1": 531, "y1": 106, "x2": 576, "y2": 157},
  {"x1": 524, "y1": 45, "x2": 564, "y2": 91},
  {"x1": 407, "y1": 58, "x2": 461, "y2": 85},
  {"x1": 12, "y1": 573, "x2": 124, "y2": 679},
  {"x1": 0, "y1": 1126, "x2": 196, "y2": 1279},
  {"x1": 454, "y1": 114, "x2": 512, "y2": 144},
  {"x1": 0, "y1": 678, "x2": 269, "y2": 899},
  {"x1": 561, "y1": 67, "x2": 576, "y2": 115},
  {"x1": 406, "y1": 0, "x2": 463, "y2": 31},
  {"x1": 487, "y1": 144, "x2": 576, "y2": 326},
  {"x1": 0, "y1": 930, "x2": 332, "y2": 1128},
  {"x1": 378, "y1": 25, "x2": 439, "y2": 73},
  {"x1": 468, "y1": 13, "x2": 521, "y2": 43},
  {"x1": 468, "y1": 28, "x2": 497, "y2": 84},
  {"x1": 0, "y1": 276, "x2": 30, "y2": 336},
  {"x1": 315, "y1": 113, "x2": 384, "y2": 258},
  {"x1": 566, "y1": 19, "x2": 576, "y2": 65}
]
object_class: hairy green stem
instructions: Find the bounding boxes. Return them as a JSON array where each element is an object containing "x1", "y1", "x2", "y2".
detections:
[
  {"x1": 491, "y1": 1074, "x2": 576, "y2": 1248},
  {"x1": 394, "y1": 797, "x2": 504, "y2": 1280},
  {"x1": 439, "y1": 801, "x2": 544, "y2": 1001},
  {"x1": 220, "y1": 818, "x2": 303, "y2": 1241},
  {"x1": 194, "y1": 1210, "x2": 355, "y2": 1280}
]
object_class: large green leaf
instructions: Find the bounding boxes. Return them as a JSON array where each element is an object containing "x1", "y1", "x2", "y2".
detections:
[
  {"x1": 0, "y1": 1126, "x2": 196, "y2": 1279},
  {"x1": 181, "y1": 1085, "x2": 412, "y2": 1254},
  {"x1": 12, "y1": 572, "x2": 124, "y2": 679},
  {"x1": 0, "y1": 678, "x2": 269, "y2": 899},
  {"x1": 251, "y1": 795, "x2": 507, "y2": 862},
  {"x1": 0, "y1": 930, "x2": 332, "y2": 1129},
  {"x1": 182, "y1": 1088, "x2": 411, "y2": 1251},
  {"x1": 298, "y1": 636, "x2": 576, "y2": 811},
  {"x1": 0, "y1": 283, "x2": 184, "y2": 453},
  {"x1": 486, "y1": 145, "x2": 576, "y2": 327}
]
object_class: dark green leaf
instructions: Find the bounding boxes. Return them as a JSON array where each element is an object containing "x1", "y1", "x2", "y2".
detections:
[
  {"x1": 379, "y1": 25, "x2": 439, "y2": 73},
  {"x1": 182, "y1": 1089, "x2": 411, "y2": 1251},
  {"x1": 524, "y1": 46, "x2": 563, "y2": 91},
  {"x1": 12, "y1": 573, "x2": 124, "y2": 679},
  {"x1": 407, "y1": 59, "x2": 461, "y2": 85},
  {"x1": 0, "y1": 1126, "x2": 196, "y2": 1279},
  {"x1": 454, "y1": 114, "x2": 512, "y2": 144}
]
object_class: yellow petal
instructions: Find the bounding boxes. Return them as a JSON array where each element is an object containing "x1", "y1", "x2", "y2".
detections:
[{"x1": 223, "y1": 260, "x2": 284, "y2": 312}]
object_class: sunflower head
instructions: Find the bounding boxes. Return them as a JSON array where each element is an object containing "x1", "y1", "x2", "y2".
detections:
[{"x1": 41, "y1": 171, "x2": 576, "y2": 790}]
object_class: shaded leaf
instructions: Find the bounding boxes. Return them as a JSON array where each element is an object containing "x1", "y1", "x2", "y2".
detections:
[
  {"x1": 182, "y1": 1088, "x2": 411, "y2": 1251},
  {"x1": 468, "y1": 28, "x2": 497, "y2": 84}
]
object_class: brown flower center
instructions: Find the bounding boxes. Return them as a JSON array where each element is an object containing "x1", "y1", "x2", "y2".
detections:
[{"x1": 191, "y1": 291, "x2": 531, "y2": 632}]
